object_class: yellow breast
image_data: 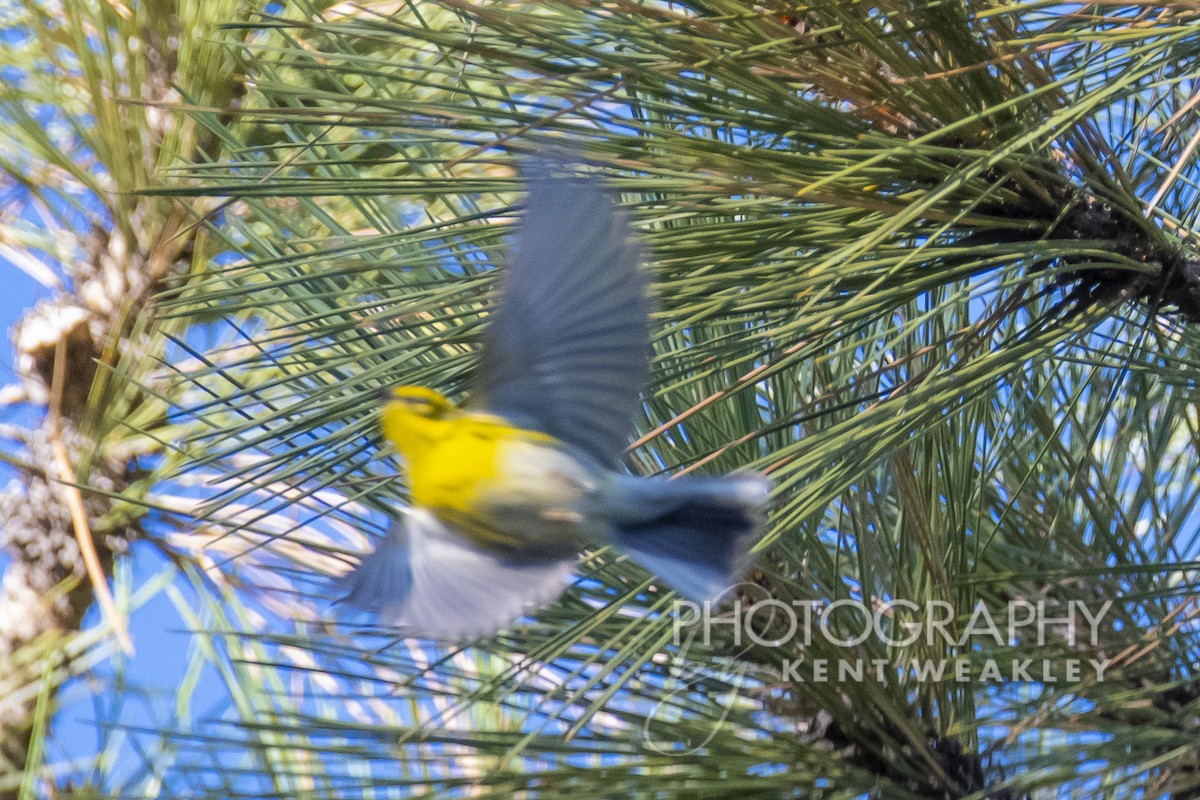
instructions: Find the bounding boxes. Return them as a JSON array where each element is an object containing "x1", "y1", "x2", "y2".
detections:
[
  {"x1": 405, "y1": 414, "x2": 534, "y2": 514},
  {"x1": 381, "y1": 392, "x2": 598, "y2": 548}
]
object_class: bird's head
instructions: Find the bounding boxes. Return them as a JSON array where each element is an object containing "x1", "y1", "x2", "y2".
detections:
[{"x1": 379, "y1": 385, "x2": 456, "y2": 459}]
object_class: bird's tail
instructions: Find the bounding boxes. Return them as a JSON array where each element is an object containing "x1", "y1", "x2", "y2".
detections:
[{"x1": 597, "y1": 474, "x2": 770, "y2": 603}]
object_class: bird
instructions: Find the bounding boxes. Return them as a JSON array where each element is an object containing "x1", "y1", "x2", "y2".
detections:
[{"x1": 337, "y1": 152, "x2": 770, "y2": 639}]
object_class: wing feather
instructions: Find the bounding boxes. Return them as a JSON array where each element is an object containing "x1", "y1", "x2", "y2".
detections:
[
  {"x1": 472, "y1": 154, "x2": 650, "y2": 466},
  {"x1": 337, "y1": 511, "x2": 576, "y2": 640}
]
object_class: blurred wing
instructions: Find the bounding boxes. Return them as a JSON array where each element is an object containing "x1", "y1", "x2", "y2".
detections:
[
  {"x1": 473, "y1": 155, "x2": 650, "y2": 467},
  {"x1": 336, "y1": 510, "x2": 575, "y2": 640}
]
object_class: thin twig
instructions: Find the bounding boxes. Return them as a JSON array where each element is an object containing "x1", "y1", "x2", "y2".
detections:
[
  {"x1": 1146, "y1": 124, "x2": 1200, "y2": 218},
  {"x1": 48, "y1": 337, "x2": 134, "y2": 656}
]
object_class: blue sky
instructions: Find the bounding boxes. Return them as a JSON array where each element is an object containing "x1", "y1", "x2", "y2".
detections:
[{"x1": 0, "y1": 262, "x2": 46, "y2": 391}]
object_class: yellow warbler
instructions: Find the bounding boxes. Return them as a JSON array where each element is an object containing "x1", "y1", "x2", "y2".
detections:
[{"x1": 339, "y1": 154, "x2": 769, "y2": 638}]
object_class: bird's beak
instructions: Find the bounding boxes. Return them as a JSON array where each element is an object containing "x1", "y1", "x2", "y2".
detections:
[{"x1": 374, "y1": 387, "x2": 395, "y2": 403}]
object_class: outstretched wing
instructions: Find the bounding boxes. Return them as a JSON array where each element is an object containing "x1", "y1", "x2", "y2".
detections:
[
  {"x1": 336, "y1": 510, "x2": 576, "y2": 640},
  {"x1": 472, "y1": 154, "x2": 650, "y2": 467}
]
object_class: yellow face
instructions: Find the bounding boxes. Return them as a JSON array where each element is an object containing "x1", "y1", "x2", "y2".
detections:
[{"x1": 380, "y1": 386, "x2": 456, "y2": 460}]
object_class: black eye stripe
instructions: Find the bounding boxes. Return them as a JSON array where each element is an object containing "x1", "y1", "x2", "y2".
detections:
[{"x1": 398, "y1": 395, "x2": 443, "y2": 415}]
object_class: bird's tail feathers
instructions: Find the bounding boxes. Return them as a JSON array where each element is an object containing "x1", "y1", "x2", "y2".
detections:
[{"x1": 602, "y1": 474, "x2": 770, "y2": 603}]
